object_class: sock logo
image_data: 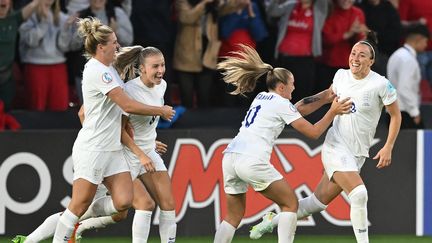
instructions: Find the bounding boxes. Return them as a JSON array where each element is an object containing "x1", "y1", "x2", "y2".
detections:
[
  {"x1": 168, "y1": 237, "x2": 176, "y2": 242},
  {"x1": 358, "y1": 229, "x2": 367, "y2": 233}
]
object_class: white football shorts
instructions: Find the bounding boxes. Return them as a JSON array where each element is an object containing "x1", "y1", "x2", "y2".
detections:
[
  {"x1": 222, "y1": 152, "x2": 283, "y2": 194},
  {"x1": 124, "y1": 149, "x2": 167, "y2": 180},
  {"x1": 321, "y1": 140, "x2": 366, "y2": 180},
  {"x1": 72, "y1": 148, "x2": 130, "y2": 185}
]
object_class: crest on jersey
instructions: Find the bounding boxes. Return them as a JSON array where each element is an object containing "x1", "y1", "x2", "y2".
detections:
[{"x1": 102, "y1": 72, "x2": 113, "y2": 84}]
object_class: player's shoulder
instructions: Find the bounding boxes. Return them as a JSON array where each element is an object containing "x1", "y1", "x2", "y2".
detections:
[
  {"x1": 124, "y1": 77, "x2": 141, "y2": 91},
  {"x1": 368, "y1": 71, "x2": 389, "y2": 86},
  {"x1": 85, "y1": 59, "x2": 111, "y2": 75}
]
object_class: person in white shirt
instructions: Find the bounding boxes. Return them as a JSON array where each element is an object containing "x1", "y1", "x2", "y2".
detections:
[
  {"x1": 387, "y1": 24, "x2": 430, "y2": 129},
  {"x1": 115, "y1": 46, "x2": 177, "y2": 243},
  {"x1": 52, "y1": 17, "x2": 175, "y2": 243},
  {"x1": 213, "y1": 44, "x2": 353, "y2": 243},
  {"x1": 250, "y1": 32, "x2": 402, "y2": 243}
]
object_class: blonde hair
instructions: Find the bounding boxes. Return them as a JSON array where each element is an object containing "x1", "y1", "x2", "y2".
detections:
[
  {"x1": 77, "y1": 17, "x2": 114, "y2": 58},
  {"x1": 217, "y1": 44, "x2": 292, "y2": 96},
  {"x1": 114, "y1": 46, "x2": 163, "y2": 80}
]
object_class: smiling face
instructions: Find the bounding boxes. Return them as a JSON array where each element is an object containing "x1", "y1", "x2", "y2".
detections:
[
  {"x1": 98, "y1": 32, "x2": 120, "y2": 65},
  {"x1": 349, "y1": 43, "x2": 374, "y2": 79},
  {"x1": 140, "y1": 53, "x2": 165, "y2": 88}
]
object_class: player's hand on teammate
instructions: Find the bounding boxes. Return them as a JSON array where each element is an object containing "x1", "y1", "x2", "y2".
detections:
[
  {"x1": 373, "y1": 145, "x2": 392, "y2": 169},
  {"x1": 160, "y1": 105, "x2": 175, "y2": 121},
  {"x1": 325, "y1": 85, "x2": 336, "y2": 103},
  {"x1": 155, "y1": 140, "x2": 168, "y2": 155},
  {"x1": 329, "y1": 97, "x2": 352, "y2": 115},
  {"x1": 139, "y1": 154, "x2": 156, "y2": 173}
]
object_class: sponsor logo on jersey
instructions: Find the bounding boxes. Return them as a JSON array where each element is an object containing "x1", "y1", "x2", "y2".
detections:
[{"x1": 102, "y1": 72, "x2": 113, "y2": 84}]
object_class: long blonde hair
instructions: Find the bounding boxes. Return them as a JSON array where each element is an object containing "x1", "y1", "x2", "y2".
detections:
[
  {"x1": 77, "y1": 17, "x2": 113, "y2": 59},
  {"x1": 114, "y1": 46, "x2": 163, "y2": 80},
  {"x1": 217, "y1": 44, "x2": 292, "y2": 96}
]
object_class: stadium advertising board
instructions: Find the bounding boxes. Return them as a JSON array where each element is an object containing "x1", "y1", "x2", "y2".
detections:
[{"x1": 0, "y1": 129, "x2": 426, "y2": 237}]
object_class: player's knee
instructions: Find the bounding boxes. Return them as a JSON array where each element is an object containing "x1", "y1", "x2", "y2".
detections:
[
  {"x1": 348, "y1": 185, "x2": 368, "y2": 208},
  {"x1": 134, "y1": 196, "x2": 156, "y2": 211},
  {"x1": 279, "y1": 198, "x2": 299, "y2": 213},
  {"x1": 114, "y1": 196, "x2": 133, "y2": 212},
  {"x1": 159, "y1": 197, "x2": 175, "y2": 211}
]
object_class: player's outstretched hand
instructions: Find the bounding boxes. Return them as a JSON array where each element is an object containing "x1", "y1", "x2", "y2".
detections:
[{"x1": 161, "y1": 105, "x2": 175, "y2": 121}]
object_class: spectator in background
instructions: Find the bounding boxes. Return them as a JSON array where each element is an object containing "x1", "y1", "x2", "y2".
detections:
[
  {"x1": 68, "y1": 0, "x2": 133, "y2": 104},
  {"x1": 131, "y1": 0, "x2": 176, "y2": 105},
  {"x1": 173, "y1": 0, "x2": 241, "y2": 108},
  {"x1": 317, "y1": 0, "x2": 368, "y2": 93},
  {"x1": 19, "y1": 0, "x2": 75, "y2": 111},
  {"x1": 387, "y1": 24, "x2": 429, "y2": 129},
  {"x1": 399, "y1": 0, "x2": 432, "y2": 86},
  {"x1": 266, "y1": 0, "x2": 328, "y2": 103},
  {"x1": 0, "y1": 0, "x2": 39, "y2": 111},
  {"x1": 358, "y1": 0, "x2": 402, "y2": 76},
  {"x1": 217, "y1": 0, "x2": 268, "y2": 106}
]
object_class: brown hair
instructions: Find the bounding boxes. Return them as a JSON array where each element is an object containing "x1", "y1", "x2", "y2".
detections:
[
  {"x1": 217, "y1": 44, "x2": 293, "y2": 96},
  {"x1": 357, "y1": 31, "x2": 378, "y2": 60},
  {"x1": 77, "y1": 17, "x2": 114, "y2": 58},
  {"x1": 114, "y1": 46, "x2": 163, "y2": 80},
  {"x1": 36, "y1": 0, "x2": 61, "y2": 26}
]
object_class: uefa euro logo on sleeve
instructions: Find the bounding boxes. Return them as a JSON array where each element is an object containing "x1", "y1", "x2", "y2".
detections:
[{"x1": 102, "y1": 72, "x2": 113, "y2": 84}]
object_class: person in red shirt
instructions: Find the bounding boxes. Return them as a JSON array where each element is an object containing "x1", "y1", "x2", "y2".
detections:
[
  {"x1": 317, "y1": 0, "x2": 368, "y2": 92},
  {"x1": 399, "y1": 0, "x2": 432, "y2": 85},
  {"x1": 267, "y1": 0, "x2": 328, "y2": 103}
]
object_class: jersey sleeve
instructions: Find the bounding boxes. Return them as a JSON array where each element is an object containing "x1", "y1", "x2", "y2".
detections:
[
  {"x1": 94, "y1": 69, "x2": 121, "y2": 95},
  {"x1": 279, "y1": 100, "x2": 303, "y2": 125},
  {"x1": 379, "y1": 79, "x2": 398, "y2": 105}
]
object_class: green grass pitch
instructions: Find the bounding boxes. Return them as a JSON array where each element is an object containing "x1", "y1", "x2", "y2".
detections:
[{"x1": 2, "y1": 235, "x2": 432, "y2": 242}]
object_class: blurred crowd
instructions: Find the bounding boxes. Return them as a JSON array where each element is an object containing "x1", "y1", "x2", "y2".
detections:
[{"x1": 0, "y1": 0, "x2": 431, "y2": 116}]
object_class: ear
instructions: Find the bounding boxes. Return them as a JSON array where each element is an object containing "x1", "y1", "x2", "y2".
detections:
[{"x1": 276, "y1": 82, "x2": 284, "y2": 92}]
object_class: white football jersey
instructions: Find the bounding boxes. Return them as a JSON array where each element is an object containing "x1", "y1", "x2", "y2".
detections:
[
  {"x1": 225, "y1": 92, "x2": 302, "y2": 161},
  {"x1": 123, "y1": 77, "x2": 166, "y2": 153},
  {"x1": 328, "y1": 69, "x2": 397, "y2": 157},
  {"x1": 73, "y1": 58, "x2": 124, "y2": 151}
]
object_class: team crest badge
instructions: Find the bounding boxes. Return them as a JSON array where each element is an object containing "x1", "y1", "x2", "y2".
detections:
[{"x1": 102, "y1": 72, "x2": 113, "y2": 84}]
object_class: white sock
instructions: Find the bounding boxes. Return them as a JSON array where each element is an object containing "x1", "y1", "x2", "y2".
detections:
[
  {"x1": 132, "y1": 210, "x2": 152, "y2": 243},
  {"x1": 277, "y1": 212, "x2": 297, "y2": 243},
  {"x1": 53, "y1": 209, "x2": 79, "y2": 243},
  {"x1": 297, "y1": 193, "x2": 327, "y2": 219},
  {"x1": 348, "y1": 185, "x2": 369, "y2": 243},
  {"x1": 271, "y1": 193, "x2": 327, "y2": 227},
  {"x1": 159, "y1": 210, "x2": 176, "y2": 243},
  {"x1": 25, "y1": 212, "x2": 61, "y2": 243},
  {"x1": 213, "y1": 220, "x2": 236, "y2": 243},
  {"x1": 76, "y1": 216, "x2": 116, "y2": 237},
  {"x1": 80, "y1": 196, "x2": 118, "y2": 221}
]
